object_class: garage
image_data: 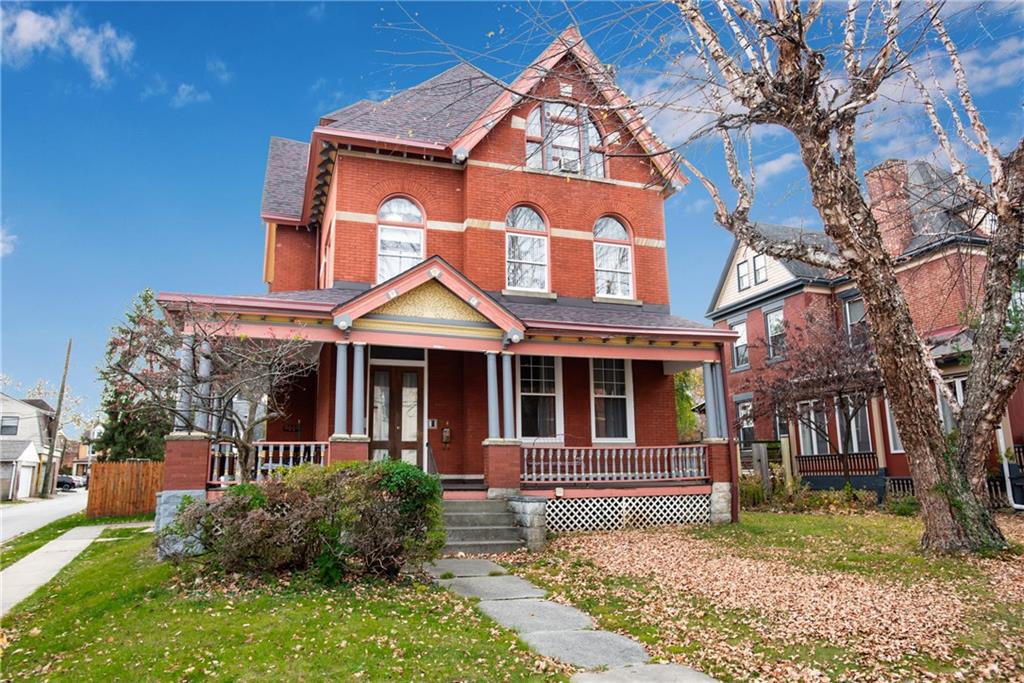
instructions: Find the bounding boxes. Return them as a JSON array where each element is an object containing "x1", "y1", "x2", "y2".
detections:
[
  {"x1": 17, "y1": 464, "x2": 36, "y2": 498},
  {"x1": 1, "y1": 440, "x2": 41, "y2": 501}
]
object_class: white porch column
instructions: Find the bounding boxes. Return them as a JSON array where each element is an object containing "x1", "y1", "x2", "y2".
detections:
[
  {"x1": 486, "y1": 351, "x2": 500, "y2": 440},
  {"x1": 501, "y1": 352, "x2": 515, "y2": 439},
  {"x1": 173, "y1": 337, "x2": 194, "y2": 431},
  {"x1": 703, "y1": 362, "x2": 727, "y2": 440},
  {"x1": 334, "y1": 342, "x2": 349, "y2": 436},
  {"x1": 350, "y1": 342, "x2": 366, "y2": 437},
  {"x1": 195, "y1": 341, "x2": 212, "y2": 432}
]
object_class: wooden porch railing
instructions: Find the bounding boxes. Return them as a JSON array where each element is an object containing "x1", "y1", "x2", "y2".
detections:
[
  {"x1": 209, "y1": 441, "x2": 328, "y2": 485},
  {"x1": 1014, "y1": 444, "x2": 1024, "y2": 468},
  {"x1": 795, "y1": 451, "x2": 878, "y2": 477},
  {"x1": 521, "y1": 445, "x2": 707, "y2": 484}
]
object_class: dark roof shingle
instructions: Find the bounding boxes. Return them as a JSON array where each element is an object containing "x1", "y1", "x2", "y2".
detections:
[{"x1": 261, "y1": 137, "x2": 309, "y2": 220}]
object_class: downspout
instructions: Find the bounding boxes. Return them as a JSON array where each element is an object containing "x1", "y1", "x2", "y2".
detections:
[
  {"x1": 996, "y1": 426, "x2": 1024, "y2": 511},
  {"x1": 718, "y1": 342, "x2": 741, "y2": 523}
]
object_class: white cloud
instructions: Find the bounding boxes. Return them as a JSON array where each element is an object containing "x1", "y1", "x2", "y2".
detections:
[
  {"x1": 206, "y1": 56, "x2": 232, "y2": 83},
  {"x1": 0, "y1": 5, "x2": 133, "y2": 87},
  {"x1": 170, "y1": 83, "x2": 211, "y2": 108},
  {"x1": 1, "y1": 226, "x2": 17, "y2": 257},
  {"x1": 140, "y1": 73, "x2": 168, "y2": 100},
  {"x1": 755, "y1": 152, "x2": 801, "y2": 184},
  {"x1": 307, "y1": 2, "x2": 326, "y2": 21},
  {"x1": 309, "y1": 77, "x2": 345, "y2": 112}
]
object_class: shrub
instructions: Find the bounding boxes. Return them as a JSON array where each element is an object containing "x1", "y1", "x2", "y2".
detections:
[
  {"x1": 171, "y1": 460, "x2": 443, "y2": 581},
  {"x1": 885, "y1": 494, "x2": 920, "y2": 517},
  {"x1": 739, "y1": 474, "x2": 767, "y2": 508}
]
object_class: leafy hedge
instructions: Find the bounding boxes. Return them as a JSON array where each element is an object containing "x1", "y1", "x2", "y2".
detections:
[{"x1": 165, "y1": 460, "x2": 443, "y2": 581}]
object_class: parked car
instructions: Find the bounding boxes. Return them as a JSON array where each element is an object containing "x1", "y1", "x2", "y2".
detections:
[
  {"x1": 72, "y1": 475, "x2": 87, "y2": 488},
  {"x1": 56, "y1": 474, "x2": 77, "y2": 491}
]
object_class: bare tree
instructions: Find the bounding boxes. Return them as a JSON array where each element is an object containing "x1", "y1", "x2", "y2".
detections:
[
  {"x1": 100, "y1": 302, "x2": 318, "y2": 482},
  {"x1": 407, "y1": 0, "x2": 1023, "y2": 553}
]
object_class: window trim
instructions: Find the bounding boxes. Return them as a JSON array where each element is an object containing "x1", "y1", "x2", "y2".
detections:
[
  {"x1": 736, "y1": 261, "x2": 751, "y2": 291},
  {"x1": 515, "y1": 355, "x2": 564, "y2": 444},
  {"x1": 376, "y1": 195, "x2": 425, "y2": 284},
  {"x1": 834, "y1": 395, "x2": 872, "y2": 453},
  {"x1": 844, "y1": 296, "x2": 867, "y2": 344},
  {"x1": 797, "y1": 400, "x2": 830, "y2": 455},
  {"x1": 731, "y1": 321, "x2": 749, "y2": 368},
  {"x1": 764, "y1": 307, "x2": 785, "y2": 360},
  {"x1": 0, "y1": 415, "x2": 19, "y2": 436},
  {"x1": 736, "y1": 399, "x2": 755, "y2": 447},
  {"x1": 589, "y1": 358, "x2": 636, "y2": 443},
  {"x1": 752, "y1": 253, "x2": 768, "y2": 284},
  {"x1": 592, "y1": 215, "x2": 634, "y2": 300},
  {"x1": 504, "y1": 205, "x2": 550, "y2": 292},
  {"x1": 524, "y1": 103, "x2": 606, "y2": 178},
  {"x1": 884, "y1": 395, "x2": 905, "y2": 454}
]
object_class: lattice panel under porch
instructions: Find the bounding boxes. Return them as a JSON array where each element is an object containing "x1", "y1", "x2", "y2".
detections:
[{"x1": 546, "y1": 494, "x2": 711, "y2": 532}]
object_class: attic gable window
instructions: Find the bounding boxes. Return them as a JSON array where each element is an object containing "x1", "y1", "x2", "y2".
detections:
[
  {"x1": 736, "y1": 261, "x2": 751, "y2": 291},
  {"x1": 752, "y1": 254, "x2": 767, "y2": 284},
  {"x1": 377, "y1": 197, "x2": 424, "y2": 283},
  {"x1": 525, "y1": 104, "x2": 605, "y2": 178}
]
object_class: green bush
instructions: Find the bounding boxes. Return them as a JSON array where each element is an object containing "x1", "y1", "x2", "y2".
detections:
[
  {"x1": 739, "y1": 474, "x2": 767, "y2": 508},
  {"x1": 171, "y1": 460, "x2": 443, "y2": 581},
  {"x1": 885, "y1": 494, "x2": 920, "y2": 517}
]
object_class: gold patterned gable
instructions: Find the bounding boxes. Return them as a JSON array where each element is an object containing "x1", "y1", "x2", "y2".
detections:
[{"x1": 367, "y1": 280, "x2": 492, "y2": 325}]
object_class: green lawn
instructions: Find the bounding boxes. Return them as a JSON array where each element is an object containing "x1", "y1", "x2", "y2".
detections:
[
  {"x1": 0, "y1": 512, "x2": 154, "y2": 570},
  {"x1": 1, "y1": 530, "x2": 563, "y2": 681},
  {"x1": 504, "y1": 512, "x2": 1024, "y2": 682}
]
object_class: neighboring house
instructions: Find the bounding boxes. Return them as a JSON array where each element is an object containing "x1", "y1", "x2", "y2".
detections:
[
  {"x1": 1, "y1": 440, "x2": 41, "y2": 501},
  {"x1": 155, "y1": 28, "x2": 739, "y2": 534},
  {"x1": 0, "y1": 393, "x2": 57, "y2": 496},
  {"x1": 72, "y1": 424, "x2": 105, "y2": 477},
  {"x1": 706, "y1": 159, "x2": 1024, "y2": 491}
]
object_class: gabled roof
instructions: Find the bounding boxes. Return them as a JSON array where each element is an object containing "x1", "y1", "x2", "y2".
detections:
[
  {"x1": 261, "y1": 137, "x2": 310, "y2": 222},
  {"x1": 21, "y1": 398, "x2": 55, "y2": 413},
  {"x1": 0, "y1": 440, "x2": 37, "y2": 463},
  {"x1": 320, "y1": 63, "x2": 507, "y2": 147}
]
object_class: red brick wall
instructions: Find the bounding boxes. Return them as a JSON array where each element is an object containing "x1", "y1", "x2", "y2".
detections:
[
  {"x1": 266, "y1": 371, "x2": 318, "y2": 441},
  {"x1": 427, "y1": 350, "x2": 466, "y2": 474},
  {"x1": 562, "y1": 357, "x2": 592, "y2": 446},
  {"x1": 269, "y1": 225, "x2": 317, "y2": 292},
  {"x1": 163, "y1": 437, "x2": 210, "y2": 490},
  {"x1": 632, "y1": 360, "x2": 679, "y2": 445},
  {"x1": 897, "y1": 252, "x2": 985, "y2": 336}
]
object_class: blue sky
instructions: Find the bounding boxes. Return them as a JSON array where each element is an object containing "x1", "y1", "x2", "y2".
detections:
[{"x1": 2, "y1": 2, "x2": 1021, "y2": 425}]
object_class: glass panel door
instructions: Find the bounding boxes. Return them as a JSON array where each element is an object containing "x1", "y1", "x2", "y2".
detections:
[{"x1": 368, "y1": 366, "x2": 422, "y2": 465}]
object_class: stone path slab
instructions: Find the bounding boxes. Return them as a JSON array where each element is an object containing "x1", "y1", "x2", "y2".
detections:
[
  {"x1": 438, "y1": 574, "x2": 545, "y2": 601},
  {"x1": 477, "y1": 598, "x2": 594, "y2": 633},
  {"x1": 425, "y1": 558, "x2": 506, "y2": 578},
  {"x1": 430, "y1": 558, "x2": 717, "y2": 680},
  {"x1": 572, "y1": 663, "x2": 719, "y2": 682},
  {"x1": 1, "y1": 522, "x2": 153, "y2": 617}
]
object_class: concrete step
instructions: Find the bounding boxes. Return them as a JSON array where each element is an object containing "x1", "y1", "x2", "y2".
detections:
[
  {"x1": 446, "y1": 525, "x2": 523, "y2": 543},
  {"x1": 442, "y1": 499, "x2": 509, "y2": 513},
  {"x1": 442, "y1": 539, "x2": 525, "y2": 555},
  {"x1": 443, "y1": 511, "x2": 516, "y2": 527}
]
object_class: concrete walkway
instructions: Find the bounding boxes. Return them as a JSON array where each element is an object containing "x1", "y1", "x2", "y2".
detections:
[
  {"x1": 1, "y1": 522, "x2": 152, "y2": 617},
  {"x1": 1, "y1": 489, "x2": 88, "y2": 543},
  {"x1": 427, "y1": 559, "x2": 715, "y2": 681}
]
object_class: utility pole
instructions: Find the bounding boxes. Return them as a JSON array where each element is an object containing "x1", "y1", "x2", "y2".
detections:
[{"x1": 39, "y1": 339, "x2": 72, "y2": 498}]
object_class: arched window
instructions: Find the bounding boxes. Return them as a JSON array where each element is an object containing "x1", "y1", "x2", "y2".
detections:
[
  {"x1": 593, "y1": 216, "x2": 633, "y2": 299},
  {"x1": 505, "y1": 205, "x2": 548, "y2": 292},
  {"x1": 524, "y1": 104, "x2": 605, "y2": 179},
  {"x1": 377, "y1": 196, "x2": 424, "y2": 283}
]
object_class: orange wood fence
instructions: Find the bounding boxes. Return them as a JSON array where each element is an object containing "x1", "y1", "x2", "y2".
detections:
[{"x1": 85, "y1": 461, "x2": 164, "y2": 519}]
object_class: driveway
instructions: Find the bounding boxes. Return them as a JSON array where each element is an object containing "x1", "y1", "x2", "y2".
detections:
[{"x1": 1, "y1": 490, "x2": 88, "y2": 543}]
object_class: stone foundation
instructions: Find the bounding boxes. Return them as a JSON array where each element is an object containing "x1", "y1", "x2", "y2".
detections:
[
  {"x1": 710, "y1": 482, "x2": 732, "y2": 524},
  {"x1": 154, "y1": 488, "x2": 206, "y2": 559},
  {"x1": 507, "y1": 496, "x2": 547, "y2": 551}
]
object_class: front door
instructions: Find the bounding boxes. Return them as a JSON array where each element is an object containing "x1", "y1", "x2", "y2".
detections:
[{"x1": 370, "y1": 366, "x2": 423, "y2": 465}]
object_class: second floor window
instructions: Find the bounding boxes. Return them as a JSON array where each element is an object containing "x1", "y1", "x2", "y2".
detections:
[
  {"x1": 525, "y1": 104, "x2": 605, "y2": 178},
  {"x1": 0, "y1": 416, "x2": 19, "y2": 436},
  {"x1": 845, "y1": 297, "x2": 868, "y2": 345},
  {"x1": 377, "y1": 197, "x2": 424, "y2": 283},
  {"x1": 593, "y1": 216, "x2": 633, "y2": 299},
  {"x1": 765, "y1": 308, "x2": 785, "y2": 359},
  {"x1": 752, "y1": 254, "x2": 767, "y2": 284},
  {"x1": 506, "y1": 206, "x2": 548, "y2": 291},
  {"x1": 737, "y1": 261, "x2": 750, "y2": 290},
  {"x1": 732, "y1": 321, "x2": 749, "y2": 367}
]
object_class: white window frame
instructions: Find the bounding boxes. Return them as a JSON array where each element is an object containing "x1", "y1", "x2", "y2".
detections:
[
  {"x1": 515, "y1": 355, "x2": 564, "y2": 444},
  {"x1": 937, "y1": 376, "x2": 967, "y2": 430},
  {"x1": 589, "y1": 358, "x2": 635, "y2": 443},
  {"x1": 505, "y1": 231, "x2": 549, "y2": 292},
  {"x1": 376, "y1": 197, "x2": 425, "y2": 284},
  {"x1": 737, "y1": 400, "x2": 755, "y2": 447},
  {"x1": 593, "y1": 217, "x2": 634, "y2": 300},
  {"x1": 0, "y1": 415, "x2": 19, "y2": 436},
  {"x1": 797, "y1": 400, "x2": 830, "y2": 455},
  {"x1": 764, "y1": 308, "x2": 785, "y2": 359},
  {"x1": 835, "y1": 396, "x2": 872, "y2": 453},
  {"x1": 736, "y1": 261, "x2": 750, "y2": 290},
  {"x1": 731, "y1": 321, "x2": 749, "y2": 368},
  {"x1": 752, "y1": 253, "x2": 767, "y2": 284},
  {"x1": 884, "y1": 395, "x2": 904, "y2": 453}
]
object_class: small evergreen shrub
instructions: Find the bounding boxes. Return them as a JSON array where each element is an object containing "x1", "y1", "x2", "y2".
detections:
[{"x1": 885, "y1": 494, "x2": 920, "y2": 517}]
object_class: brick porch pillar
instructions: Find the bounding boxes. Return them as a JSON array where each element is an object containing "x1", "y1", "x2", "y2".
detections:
[
  {"x1": 328, "y1": 436, "x2": 370, "y2": 463},
  {"x1": 156, "y1": 432, "x2": 211, "y2": 532},
  {"x1": 482, "y1": 440, "x2": 521, "y2": 499}
]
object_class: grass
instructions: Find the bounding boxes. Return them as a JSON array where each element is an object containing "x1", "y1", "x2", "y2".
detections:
[
  {"x1": 1, "y1": 535, "x2": 562, "y2": 681},
  {"x1": 504, "y1": 512, "x2": 1024, "y2": 681},
  {"x1": 0, "y1": 512, "x2": 154, "y2": 571}
]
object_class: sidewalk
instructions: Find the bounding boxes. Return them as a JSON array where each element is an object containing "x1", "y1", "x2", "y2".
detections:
[
  {"x1": 0, "y1": 522, "x2": 152, "y2": 617},
  {"x1": 1, "y1": 490, "x2": 88, "y2": 543},
  {"x1": 428, "y1": 559, "x2": 716, "y2": 682}
]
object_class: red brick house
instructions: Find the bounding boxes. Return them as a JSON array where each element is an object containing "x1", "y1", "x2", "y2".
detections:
[
  {"x1": 155, "y1": 29, "x2": 739, "y2": 538},
  {"x1": 707, "y1": 159, "x2": 1024, "y2": 495}
]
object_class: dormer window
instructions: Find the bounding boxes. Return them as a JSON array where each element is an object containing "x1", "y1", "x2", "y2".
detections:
[
  {"x1": 593, "y1": 216, "x2": 633, "y2": 299},
  {"x1": 505, "y1": 205, "x2": 548, "y2": 291},
  {"x1": 524, "y1": 104, "x2": 605, "y2": 179},
  {"x1": 377, "y1": 196, "x2": 424, "y2": 283}
]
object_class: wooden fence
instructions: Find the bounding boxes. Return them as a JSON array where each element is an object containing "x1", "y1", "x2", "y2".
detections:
[{"x1": 85, "y1": 460, "x2": 163, "y2": 519}]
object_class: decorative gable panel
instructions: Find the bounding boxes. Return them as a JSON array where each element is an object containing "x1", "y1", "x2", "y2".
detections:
[{"x1": 368, "y1": 280, "x2": 491, "y2": 325}]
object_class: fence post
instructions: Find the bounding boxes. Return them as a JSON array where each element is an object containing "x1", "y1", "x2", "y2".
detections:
[
  {"x1": 779, "y1": 436, "x2": 794, "y2": 488},
  {"x1": 752, "y1": 443, "x2": 771, "y2": 498}
]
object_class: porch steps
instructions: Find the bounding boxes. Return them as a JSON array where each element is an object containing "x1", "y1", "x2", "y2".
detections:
[{"x1": 442, "y1": 499, "x2": 525, "y2": 555}]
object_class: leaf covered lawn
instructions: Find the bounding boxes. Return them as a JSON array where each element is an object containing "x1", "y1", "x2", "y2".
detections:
[{"x1": 500, "y1": 512, "x2": 1024, "y2": 682}]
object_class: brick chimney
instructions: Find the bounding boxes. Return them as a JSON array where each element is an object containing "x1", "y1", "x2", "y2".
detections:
[{"x1": 864, "y1": 159, "x2": 914, "y2": 258}]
